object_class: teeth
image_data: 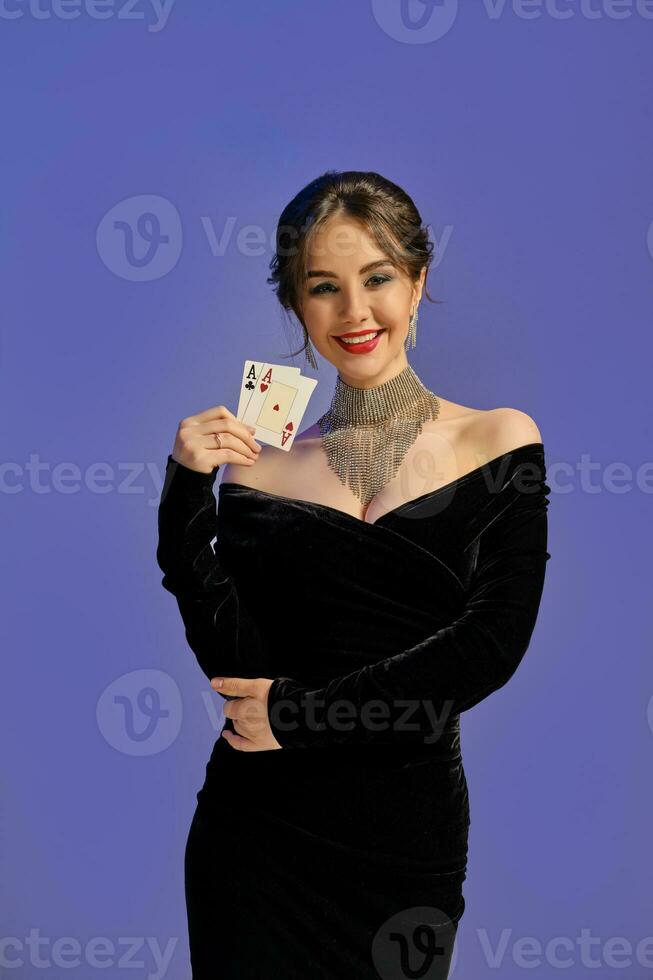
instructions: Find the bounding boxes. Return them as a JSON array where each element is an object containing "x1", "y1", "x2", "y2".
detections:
[{"x1": 339, "y1": 331, "x2": 380, "y2": 345}]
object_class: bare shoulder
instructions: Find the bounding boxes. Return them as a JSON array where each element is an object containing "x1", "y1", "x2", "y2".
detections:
[
  {"x1": 218, "y1": 422, "x2": 318, "y2": 491},
  {"x1": 219, "y1": 444, "x2": 282, "y2": 490},
  {"x1": 474, "y1": 407, "x2": 543, "y2": 458}
]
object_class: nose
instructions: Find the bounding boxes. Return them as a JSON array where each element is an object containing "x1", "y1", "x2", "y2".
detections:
[{"x1": 338, "y1": 287, "x2": 372, "y2": 326}]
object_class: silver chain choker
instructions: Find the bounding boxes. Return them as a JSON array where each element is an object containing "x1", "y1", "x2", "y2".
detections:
[{"x1": 317, "y1": 364, "x2": 441, "y2": 509}]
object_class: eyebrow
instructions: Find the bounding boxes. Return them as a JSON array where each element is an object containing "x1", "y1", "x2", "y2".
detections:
[{"x1": 305, "y1": 259, "x2": 394, "y2": 280}]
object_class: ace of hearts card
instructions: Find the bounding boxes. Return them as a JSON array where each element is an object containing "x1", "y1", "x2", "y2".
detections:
[{"x1": 240, "y1": 363, "x2": 317, "y2": 451}]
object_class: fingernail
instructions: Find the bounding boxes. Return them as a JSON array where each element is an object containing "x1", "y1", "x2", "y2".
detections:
[{"x1": 212, "y1": 678, "x2": 223, "y2": 688}]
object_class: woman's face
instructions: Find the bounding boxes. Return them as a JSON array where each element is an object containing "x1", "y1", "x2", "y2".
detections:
[{"x1": 299, "y1": 216, "x2": 426, "y2": 388}]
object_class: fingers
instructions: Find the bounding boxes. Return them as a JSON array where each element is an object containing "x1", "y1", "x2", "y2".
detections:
[
  {"x1": 174, "y1": 407, "x2": 262, "y2": 472},
  {"x1": 203, "y1": 430, "x2": 260, "y2": 462},
  {"x1": 221, "y1": 689, "x2": 267, "y2": 728},
  {"x1": 183, "y1": 414, "x2": 261, "y2": 455},
  {"x1": 179, "y1": 404, "x2": 236, "y2": 426},
  {"x1": 221, "y1": 728, "x2": 253, "y2": 751}
]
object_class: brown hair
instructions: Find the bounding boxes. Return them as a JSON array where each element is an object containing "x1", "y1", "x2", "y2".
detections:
[{"x1": 267, "y1": 170, "x2": 442, "y2": 362}]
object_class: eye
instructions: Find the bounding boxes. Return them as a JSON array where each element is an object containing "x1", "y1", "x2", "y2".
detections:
[{"x1": 308, "y1": 274, "x2": 393, "y2": 296}]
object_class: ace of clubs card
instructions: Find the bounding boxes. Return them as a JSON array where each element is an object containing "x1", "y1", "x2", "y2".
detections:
[{"x1": 237, "y1": 360, "x2": 301, "y2": 420}]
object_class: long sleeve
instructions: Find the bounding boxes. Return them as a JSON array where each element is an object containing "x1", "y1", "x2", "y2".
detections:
[
  {"x1": 266, "y1": 452, "x2": 551, "y2": 749},
  {"x1": 156, "y1": 454, "x2": 270, "y2": 683}
]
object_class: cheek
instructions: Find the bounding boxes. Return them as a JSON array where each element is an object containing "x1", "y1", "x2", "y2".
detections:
[
  {"x1": 377, "y1": 288, "x2": 409, "y2": 318},
  {"x1": 304, "y1": 304, "x2": 331, "y2": 337},
  {"x1": 380, "y1": 302, "x2": 409, "y2": 330}
]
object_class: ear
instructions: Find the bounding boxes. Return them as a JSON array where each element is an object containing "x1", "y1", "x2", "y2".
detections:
[{"x1": 412, "y1": 266, "x2": 427, "y2": 308}]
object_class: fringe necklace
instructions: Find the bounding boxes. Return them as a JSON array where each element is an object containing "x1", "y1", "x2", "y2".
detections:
[{"x1": 316, "y1": 364, "x2": 441, "y2": 509}]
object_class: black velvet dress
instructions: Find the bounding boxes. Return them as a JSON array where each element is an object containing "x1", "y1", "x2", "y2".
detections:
[{"x1": 156, "y1": 442, "x2": 551, "y2": 979}]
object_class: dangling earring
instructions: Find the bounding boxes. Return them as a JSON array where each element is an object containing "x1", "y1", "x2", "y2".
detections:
[
  {"x1": 405, "y1": 306, "x2": 419, "y2": 352},
  {"x1": 304, "y1": 331, "x2": 318, "y2": 370}
]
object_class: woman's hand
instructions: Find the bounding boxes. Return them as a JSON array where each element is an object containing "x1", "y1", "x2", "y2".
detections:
[
  {"x1": 210, "y1": 676, "x2": 283, "y2": 751},
  {"x1": 172, "y1": 404, "x2": 262, "y2": 474}
]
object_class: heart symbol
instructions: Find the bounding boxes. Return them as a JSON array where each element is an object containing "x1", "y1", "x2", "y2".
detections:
[
  {"x1": 285, "y1": 422, "x2": 293, "y2": 431},
  {"x1": 273, "y1": 403, "x2": 280, "y2": 411},
  {"x1": 260, "y1": 383, "x2": 268, "y2": 392}
]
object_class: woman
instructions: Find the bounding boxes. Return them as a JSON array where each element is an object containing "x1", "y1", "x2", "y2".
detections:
[{"x1": 157, "y1": 170, "x2": 551, "y2": 979}]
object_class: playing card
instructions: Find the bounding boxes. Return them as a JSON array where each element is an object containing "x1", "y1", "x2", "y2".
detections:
[
  {"x1": 237, "y1": 360, "x2": 301, "y2": 420},
  {"x1": 241, "y1": 371, "x2": 318, "y2": 451}
]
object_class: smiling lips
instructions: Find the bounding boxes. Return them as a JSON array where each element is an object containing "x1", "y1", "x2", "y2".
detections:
[{"x1": 334, "y1": 328, "x2": 386, "y2": 353}]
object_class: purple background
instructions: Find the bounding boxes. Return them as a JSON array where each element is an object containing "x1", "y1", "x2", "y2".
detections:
[{"x1": 3, "y1": 2, "x2": 652, "y2": 977}]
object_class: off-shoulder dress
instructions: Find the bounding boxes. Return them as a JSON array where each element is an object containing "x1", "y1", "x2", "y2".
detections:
[{"x1": 156, "y1": 442, "x2": 551, "y2": 979}]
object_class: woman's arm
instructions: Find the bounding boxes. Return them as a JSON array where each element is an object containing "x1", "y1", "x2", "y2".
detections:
[
  {"x1": 266, "y1": 449, "x2": 551, "y2": 749},
  {"x1": 156, "y1": 454, "x2": 270, "y2": 683}
]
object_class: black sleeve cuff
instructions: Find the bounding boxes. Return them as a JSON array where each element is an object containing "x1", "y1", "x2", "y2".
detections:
[{"x1": 160, "y1": 454, "x2": 219, "y2": 507}]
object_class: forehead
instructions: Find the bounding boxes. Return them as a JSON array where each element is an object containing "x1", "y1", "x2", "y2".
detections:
[{"x1": 305, "y1": 216, "x2": 387, "y2": 264}]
